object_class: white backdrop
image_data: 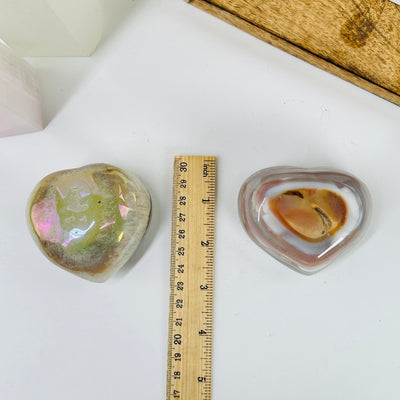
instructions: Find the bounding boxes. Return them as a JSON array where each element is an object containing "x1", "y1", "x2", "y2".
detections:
[{"x1": 1, "y1": 0, "x2": 400, "y2": 399}]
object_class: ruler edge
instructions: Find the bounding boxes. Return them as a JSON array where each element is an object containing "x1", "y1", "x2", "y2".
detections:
[
  {"x1": 186, "y1": 0, "x2": 400, "y2": 107},
  {"x1": 166, "y1": 155, "x2": 217, "y2": 400},
  {"x1": 166, "y1": 156, "x2": 179, "y2": 400}
]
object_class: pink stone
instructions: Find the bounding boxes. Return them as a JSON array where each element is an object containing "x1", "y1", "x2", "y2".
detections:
[{"x1": 0, "y1": 42, "x2": 43, "y2": 137}]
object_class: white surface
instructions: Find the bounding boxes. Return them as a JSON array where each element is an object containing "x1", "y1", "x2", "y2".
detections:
[
  {"x1": 0, "y1": 0, "x2": 102, "y2": 56},
  {"x1": 1, "y1": 0, "x2": 400, "y2": 399}
]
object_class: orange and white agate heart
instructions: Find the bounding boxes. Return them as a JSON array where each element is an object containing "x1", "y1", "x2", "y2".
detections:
[{"x1": 238, "y1": 167, "x2": 370, "y2": 274}]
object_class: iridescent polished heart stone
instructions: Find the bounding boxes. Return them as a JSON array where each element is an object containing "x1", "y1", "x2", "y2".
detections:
[
  {"x1": 238, "y1": 167, "x2": 370, "y2": 274},
  {"x1": 27, "y1": 164, "x2": 151, "y2": 282}
]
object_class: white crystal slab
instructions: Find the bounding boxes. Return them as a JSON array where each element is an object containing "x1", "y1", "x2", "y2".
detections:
[
  {"x1": 0, "y1": 42, "x2": 43, "y2": 137},
  {"x1": 0, "y1": 0, "x2": 103, "y2": 57}
]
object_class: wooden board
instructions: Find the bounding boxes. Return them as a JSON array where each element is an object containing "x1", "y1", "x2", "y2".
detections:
[
  {"x1": 166, "y1": 156, "x2": 216, "y2": 400},
  {"x1": 187, "y1": 0, "x2": 400, "y2": 106}
]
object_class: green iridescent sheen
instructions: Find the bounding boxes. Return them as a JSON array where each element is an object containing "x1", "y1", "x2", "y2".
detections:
[{"x1": 28, "y1": 164, "x2": 151, "y2": 282}]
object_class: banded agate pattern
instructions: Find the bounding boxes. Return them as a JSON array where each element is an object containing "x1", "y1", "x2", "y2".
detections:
[{"x1": 239, "y1": 167, "x2": 370, "y2": 274}]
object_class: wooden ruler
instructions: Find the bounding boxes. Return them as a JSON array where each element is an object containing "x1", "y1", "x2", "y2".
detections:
[
  {"x1": 187, "y1": 0, "x2": 400, "y2": 107},
  {"x1": 166, "y1": 156, "x2": 216, "y2": 400}
]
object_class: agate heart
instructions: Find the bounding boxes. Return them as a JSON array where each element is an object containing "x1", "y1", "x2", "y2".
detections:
[
  {"x1": 27, "y1": 163, "x2": 151, "y2": 282},
  {"x1": 238, "y1": 167, "x2": 370, "y2": 274}
]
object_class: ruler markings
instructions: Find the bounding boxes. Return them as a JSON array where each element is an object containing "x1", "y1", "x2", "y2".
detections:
[{"x1": 166, "y1": 156, "x2": 216, "y2": 400}]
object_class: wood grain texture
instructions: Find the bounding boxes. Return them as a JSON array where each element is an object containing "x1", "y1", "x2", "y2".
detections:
[
  {"x1": 166, "y1": 156, "x2": 216, "y2": 400},
  {"x1": 187, "y1": 0, "x2": 400, "y2": 106}
]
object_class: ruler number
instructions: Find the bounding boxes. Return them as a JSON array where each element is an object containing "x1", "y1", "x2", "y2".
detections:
[
  {"x1": 176, "y1": 282, "x2": 184, "y2": 291},
  {"x1": 203, "y1": 163, "x2": 208, "y2": 177},
  {"x1": 175, "y1": 299, "x2": 183, "y2": 309},
  {"x1": 201, "y1": 240, "x2": 210, "y2": 247},
  {"x1": 178, "y1": 213, "x2": 185, "y2": 222},
  {"x1": 173, "y1": 390, "x2": 180, "y2": 398},
  {"x1": 178, "y1": 229, "x2": 185, "y2": 239},
  {"x1": 179, "y1": 196, "x2": 186, "y2": 206},
  {"x1": 177, "y1": 247, "x2": 185, "y2": 256},
  {"x1": 175, "y1": 318, "x2": 182, "y2": 327},
  {"x1": 177, "y1": 264, "x2": 184, "y2": 273},
  {"x1": 179, "y1": 179, "x2": 187, "y2": 189},
  {"x1": 179, "y1": 162, "x2": 188, "y2": 173},
  {"x1": 174, "y1": 333, "x2": 182, "y2": 344},
  {"x1": 174, "y1": 371, "x2": 181, "y2": 379},
  {"x1": 200, "y1": 284, "x2": 208, "y2": 290},
  {"x1": 197, "y1": 377, "x2": 206, "y2": 383}
]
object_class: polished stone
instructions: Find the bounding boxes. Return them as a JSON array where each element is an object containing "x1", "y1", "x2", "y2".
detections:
[
  {"x1": 238, "y1": 167, "x2": 370, "y2": 274},
  {"x1": 268, "y1": 188, "x2": 347, "y2": 242},
  {"x1": 0, "y1": 42, "x2": 43, "y2": 137},
  {"x1": 27, "y1": 164, "x2": 151, "y2": 282}
]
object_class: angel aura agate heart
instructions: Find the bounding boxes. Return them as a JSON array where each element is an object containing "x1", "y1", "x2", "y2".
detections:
[
  {"x1": 238, "y1": 167, "x2": 370, "y2": 274},
  {"x1": 27, "y1": 164, "x2": 151, "y2": 282}
]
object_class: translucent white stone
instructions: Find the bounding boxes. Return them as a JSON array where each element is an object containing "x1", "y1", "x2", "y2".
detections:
[
  {"x1": 0, "y1": 0, "x2": 103, "y2": 57},
  {"x1": 0, "y1": 42, "x2": 43, "y2": 137}
]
